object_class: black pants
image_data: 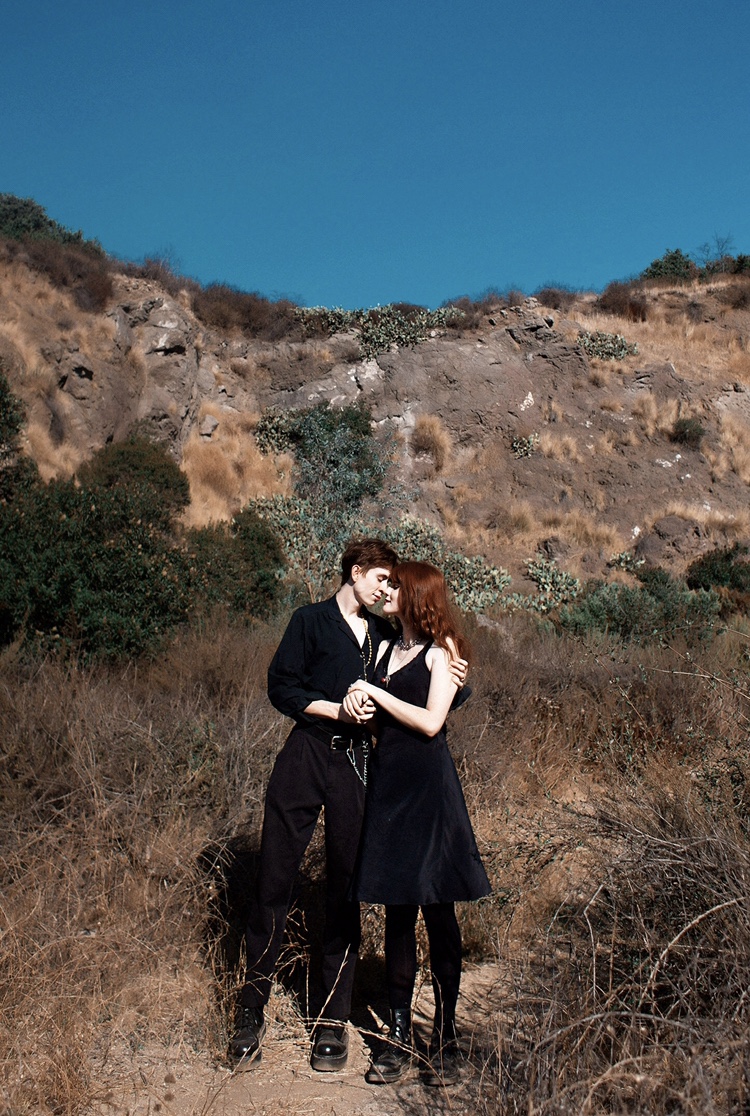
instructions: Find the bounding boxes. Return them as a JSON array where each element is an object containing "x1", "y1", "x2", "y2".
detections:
[
  {"x1": 240, "y1": 728, "x2": 366, "y2": 1022},
  {"x1": 384, "y1": 903, "x2": 462, "y2": 1035}
]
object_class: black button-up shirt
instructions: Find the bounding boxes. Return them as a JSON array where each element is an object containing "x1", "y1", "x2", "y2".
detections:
[{"x1": 267, "y1": 595, "x2": 394, "y2": 727}]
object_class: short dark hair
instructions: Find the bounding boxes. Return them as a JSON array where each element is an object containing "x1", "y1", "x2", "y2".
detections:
[{"x1": 340, "y1": 537, "x2": 399, "y2": 583}]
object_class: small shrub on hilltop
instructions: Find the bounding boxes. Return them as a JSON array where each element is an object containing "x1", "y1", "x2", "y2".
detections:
[
  {"x1": 0, "y1": 193, "x2": 98, "y2": 249},
  {"x1": 296, "y1": 304, "x2": 463, "y2": 358},
  {"x1": 13, "y1": 237, "x2": 113, "y2": 312},
  {"x1": 597, "y1": 280, "x2": 648, "y2": 322},
  {"x1": 534, "y1": 286, "x2": 577, "y2": 312},
  {"x1": 578, "y1": 330, "x2": 638, "y2": 361},
  {"x1": 641, "y1": 247, "x2": 698, "y2": 283},
  {"x1": 192, "y1": 284, "x2": 301, "y2": 341}
]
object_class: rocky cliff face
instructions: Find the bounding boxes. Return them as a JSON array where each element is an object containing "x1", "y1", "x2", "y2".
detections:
[{"x1": 2, "y1": 261, "x2": 749, "y2": 582}]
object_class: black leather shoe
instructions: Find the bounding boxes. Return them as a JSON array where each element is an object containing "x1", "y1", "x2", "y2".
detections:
[
  {"x1": 228, "y1": 1005, "x2": 266, "y2": 1069},
  {"x1": 311, "y1": 1024, "x2": 349, "y2": 1071},
  {"x1": 365, "y1": 1009, "x2": 412, "y2": 1085},
  {"x1": 423, "y1": 1023, "x2": 461, "y2": 1087}
]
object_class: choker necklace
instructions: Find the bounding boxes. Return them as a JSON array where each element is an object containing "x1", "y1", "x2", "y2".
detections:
[{"x1": 396, "y1": 636, "x2": 421, "y2": 652}]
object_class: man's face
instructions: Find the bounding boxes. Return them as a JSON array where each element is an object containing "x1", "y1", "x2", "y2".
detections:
[{"x1": 351, "y1": 565, "x2": 391, "y2": 608}]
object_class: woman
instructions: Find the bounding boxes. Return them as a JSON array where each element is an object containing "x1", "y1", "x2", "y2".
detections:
[{"x1": 344, "y1": 561, "x2": 490, "y2": 1087}]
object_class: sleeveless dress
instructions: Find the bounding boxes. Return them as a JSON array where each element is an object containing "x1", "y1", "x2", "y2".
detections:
[{"x1": 352, "y1": 642, "x2": 491, "y2": 906}]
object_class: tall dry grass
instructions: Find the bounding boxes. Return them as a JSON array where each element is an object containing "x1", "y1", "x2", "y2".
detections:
[
  {"x1": 3, "y1": 608, "x2": 750, "y2": 1113},
  {"x1": 181, "y1": 407, "x2": 291, "y2": 525}
]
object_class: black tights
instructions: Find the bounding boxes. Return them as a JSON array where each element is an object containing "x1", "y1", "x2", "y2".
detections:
[{"x1": 384, "y1": 903, "x2": 462, "y2": 1034}]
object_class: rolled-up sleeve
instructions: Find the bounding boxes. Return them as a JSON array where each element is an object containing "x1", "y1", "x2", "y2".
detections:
[{"x1": 267, "y1": 608, "x2": 326, "y2": 722}]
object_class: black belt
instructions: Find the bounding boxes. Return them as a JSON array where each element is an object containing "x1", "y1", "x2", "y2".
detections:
[{"x1": 301, "y1": 722, "x2": 371, "y2": 750}]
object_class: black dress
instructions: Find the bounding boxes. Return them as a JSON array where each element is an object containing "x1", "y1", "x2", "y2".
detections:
[{"x1": 352, "y1": 642, "x2": 491, "y2": 906}]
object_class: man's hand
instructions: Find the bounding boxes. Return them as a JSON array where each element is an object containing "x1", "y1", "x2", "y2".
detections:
[
  {"x1": 341, "y1": 687, "x2": 376, "y2": 724},
  {"x1": 449, "y1": 656, "x2": 468, "y2": 688}
]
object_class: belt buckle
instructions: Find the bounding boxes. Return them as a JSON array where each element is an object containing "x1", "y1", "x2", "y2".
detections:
[{"x1": 330, "y1": 734, "x2": 348, "y2": 750}]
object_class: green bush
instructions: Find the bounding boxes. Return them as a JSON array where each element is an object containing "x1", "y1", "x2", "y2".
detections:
[
  {"x1": 0, "y1": 194, "x2": 97, "y2": 249},
  {"x1": 0, "y1": 480, "x2": 190, "y2": 658},
  {"x1": 184, "y1": 508, "x2": 283, "y2": 619},
  {"x1": 670, "y1": 416, "x2": 706, "y2": 448},
  {"x1": 296, "y1": 304, "x2": 463, "y2": 359},
  {"x1": 77, "y1": 436, "x2": 190, "y2": 529},
  {"x1": 686, "y1": 544, "x2": 750, "y2": 595},
  {"x1": 0, "y1": 367, "x2": 39, "y2": 503},
  {"x1": 504, "y1": 556, "x2": 581, "y2": 614},
  {"x1": 511, "y1": 433, "x2": 539, "y2": 458},
  {"x1": 384, "y1": 515, "x2": 511, "y2": 613},
  {"x1": 256, "y1": 400, "x2": 391, "y2": 511},
  {"x1": 577, "y1": 330, "x2": 638, "y2": 361},
  {"x1": 559, "y1": 567, "x2": 720, "y2": 646},
  {"x1": 641, "y1": 248, "x2": 697, "y2": 283}
]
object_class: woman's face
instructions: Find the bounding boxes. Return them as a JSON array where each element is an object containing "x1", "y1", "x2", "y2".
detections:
[{"x1": 382, "y1": 582, "x2": 402, "y2": 618}]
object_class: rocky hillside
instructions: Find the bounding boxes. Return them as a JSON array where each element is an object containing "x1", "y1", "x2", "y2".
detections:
[{"x1": 2, "y1": 247, "x2": 750, "y2": 586}]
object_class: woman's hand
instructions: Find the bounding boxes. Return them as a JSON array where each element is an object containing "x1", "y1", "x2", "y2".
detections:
[
  {"x1": 341, "y1": 687, "x2": 376, "y2": 723},
  {"x1": 449, "y1": 656, "x2": 468, "y2": 688}
]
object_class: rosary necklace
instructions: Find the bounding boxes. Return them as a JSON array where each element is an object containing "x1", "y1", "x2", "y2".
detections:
[{"x1": 359, "y1": 618, "x2": 373, "y2": 673}]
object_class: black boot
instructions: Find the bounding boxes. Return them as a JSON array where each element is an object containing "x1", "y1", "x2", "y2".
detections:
[
  {"x1": 311, "y1": 1024, "x2": 349, "y2": 1071},
  {"x1": 423, "y1": 1019, "x2": 461, "y2": 1086},
  {"x1": 365, "y1": 1009, "x2": 412, "y2": 1085},
  {"x1": 228, "y1": 1005, "x2": 266, "y2": 1069}
]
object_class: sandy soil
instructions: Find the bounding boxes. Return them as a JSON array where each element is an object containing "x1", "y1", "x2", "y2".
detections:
[{"x1": 91, "y1": 965, "x2": 503, "y2": 1116}]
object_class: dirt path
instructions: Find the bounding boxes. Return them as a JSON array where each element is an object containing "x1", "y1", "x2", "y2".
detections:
[{"x1": 92, "y1": 965, "x2": 503, "y2": 1116}]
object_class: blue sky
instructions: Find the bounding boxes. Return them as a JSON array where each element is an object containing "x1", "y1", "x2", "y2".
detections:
[{"x1": 2, "y1": 0, "x2": 749, "y2": 308}]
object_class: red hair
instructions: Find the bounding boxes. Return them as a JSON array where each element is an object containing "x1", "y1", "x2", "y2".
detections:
[{"x1": 391, "y1": 561, "x2": 470, "y2": 661}]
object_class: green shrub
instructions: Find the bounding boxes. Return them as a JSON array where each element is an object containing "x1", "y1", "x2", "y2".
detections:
[
  {"x1": 0, "y1": 367, "x2": 39, "y2": 503},
  {"x1": 384, "y1": 515, "x2": 511, "y2": 613},
  {"x1": 184, "y1": 507, "x2": 283, "y2": 618},
  {"x1": 503, "y1": 556, "x2": 581, "y2": 614},
  {"x1": 686, "y1": 544, "x2": 750, "y2": 595},
  {"x1": 559, "y1": 568, "x2": 720, "y2": 645},
  {"x1": 0, "y1": 194, "x2": 97, "y2": 249},
  {"x1": 0, "y1": 480, "x2": 191, "y2": 658},
  {"x1": 641, "y1": 248, "x2": 697, "y2": 283},
  {"x1": 577, "y1": 330, "x2": 639, "y2": 361},
  {"x1": 77, "y1": 436, "x2": 190, "y2": 529},
  {"x1": 511, "y1": 433, "x2": 539, "y2": 458},
  {"x1": 670, "y1": 416, "x2": 706, "y2": 448},
  {"x1": 296, "y1": 304, "x2": 463, "y2": 358},
  {"x1": 256, "y1": 400, "x2": 391, "y2": 511}
]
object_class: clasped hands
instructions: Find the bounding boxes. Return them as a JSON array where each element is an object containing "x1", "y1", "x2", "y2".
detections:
[
  {"x1": 340, "y1": 656, "x2": 469, "y2": 725},
  {"x1": 341, "y1": 682, "x2": 376, "y2": 724}
]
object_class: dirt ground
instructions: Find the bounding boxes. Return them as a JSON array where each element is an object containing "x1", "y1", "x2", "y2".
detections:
[{"x1": 90, "y1": 965, "x2": 503, "y2": 1116}]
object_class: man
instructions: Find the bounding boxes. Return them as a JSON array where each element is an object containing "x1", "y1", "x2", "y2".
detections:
[{"x1": 229, "y1": 537, "x2": 398, "y2": 1072}]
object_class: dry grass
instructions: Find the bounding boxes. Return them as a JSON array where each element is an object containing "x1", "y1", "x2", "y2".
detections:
[
  {"x1": 537, "y1": 431, "x2": 582, "y2": 463},
  {"x1": 702, "y1": 413, "x2": 750, "y2": 486},
  {"x1": 630, "y1": 394, "x2": 681, "y2": 439},
  {"x1": 3, "y1": 611, "x2": 750, "y2": 1113},
  {"x1": 656, "y1": 501, "x2": 750, "y2": 539},
  {"x1": 411, "y1": 413, "x2": 452, "y2": 473},
  {"x1": 181, "y1": 406, "x2": 292, "y2": 526}
]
